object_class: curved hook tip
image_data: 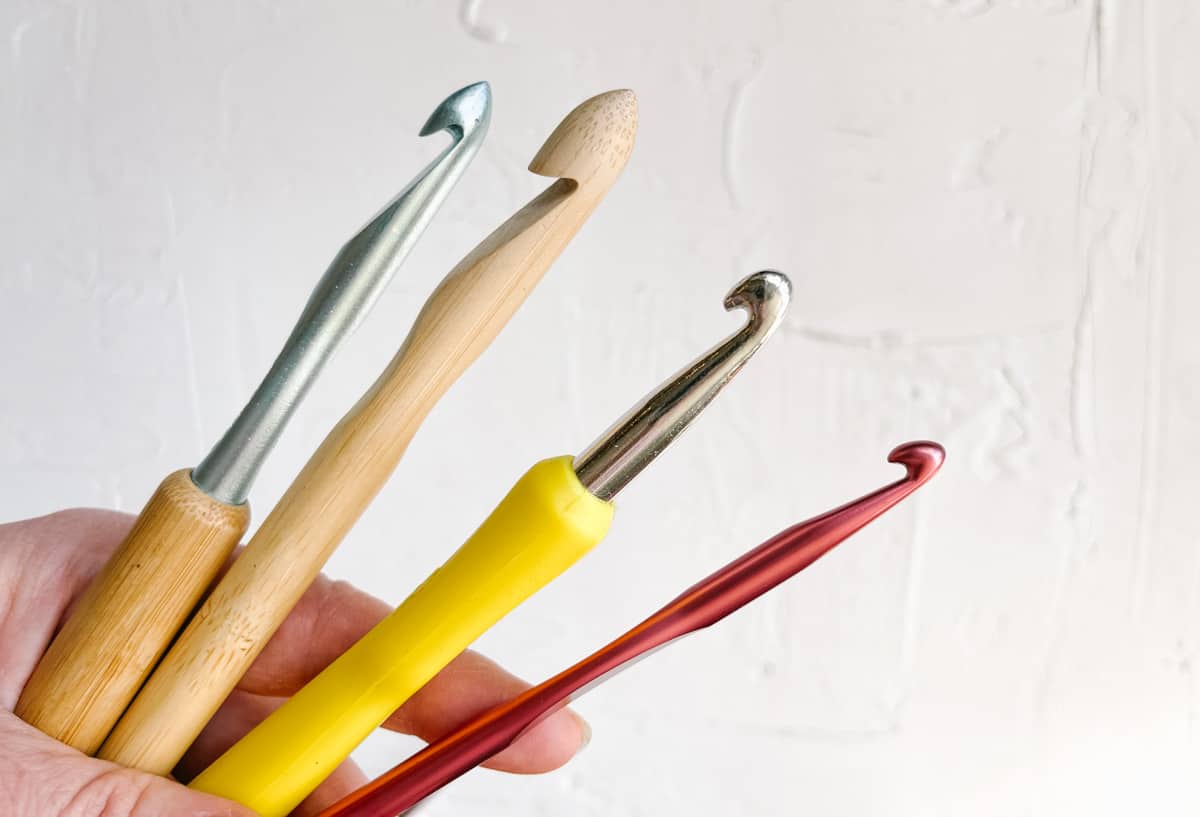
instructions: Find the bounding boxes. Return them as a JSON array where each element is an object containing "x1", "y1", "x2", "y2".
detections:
[
  {"x1": 724, "y1": 270, "x2": 791, "y2": 335},
  {"x1": 887, "y1": 440, "x2": 945, "y2": 485},
  {"x1": 528, "y1": 89, "x2": 638, "y2": 182},
  {"x1": 419, "y1": 81, "x2": 492, "y2": 139}
]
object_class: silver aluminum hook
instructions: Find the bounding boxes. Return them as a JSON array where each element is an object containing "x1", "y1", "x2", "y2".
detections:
[{"x1": 192, "y1": 82, "x2": 492, "y2": 504}]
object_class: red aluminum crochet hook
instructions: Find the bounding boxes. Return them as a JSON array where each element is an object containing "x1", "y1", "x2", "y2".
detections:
[{"x1": 318, "y1": 440, "x2": 945, "y2": 817}]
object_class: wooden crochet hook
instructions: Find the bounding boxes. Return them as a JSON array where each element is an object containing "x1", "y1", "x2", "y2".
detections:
[
  {"x1": 98, "y1": 89, "x2": 639, "y2": 776},
  {"x1": 15, "y1": 81, "x2": 491, "y2": 754}
]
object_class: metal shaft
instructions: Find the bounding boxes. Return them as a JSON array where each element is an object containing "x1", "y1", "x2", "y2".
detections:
[
  {"x1": 573, "y1": 270, "x2": 791, "y2": 501},
  {"x1": 192, "y1": 82, "x2": 491, "y2": 504}
]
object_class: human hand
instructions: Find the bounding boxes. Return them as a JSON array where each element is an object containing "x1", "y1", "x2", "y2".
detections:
[{"x1": 0, "y1": 509, "x2": 589, "y2": 816}]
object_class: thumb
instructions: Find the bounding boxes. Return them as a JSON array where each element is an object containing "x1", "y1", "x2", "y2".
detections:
[{"x1": 2, "y1": 711, "x2": 256, "y2": 817}]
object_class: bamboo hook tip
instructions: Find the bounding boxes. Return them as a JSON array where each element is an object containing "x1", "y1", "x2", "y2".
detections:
[{"x1": 528, "y1": 89, "x2": 638, "y2": 184}]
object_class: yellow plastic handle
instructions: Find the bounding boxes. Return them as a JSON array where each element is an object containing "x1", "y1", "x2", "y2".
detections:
[{"x1": 188, "y1": 456, "x2": 614, "y2": 817}]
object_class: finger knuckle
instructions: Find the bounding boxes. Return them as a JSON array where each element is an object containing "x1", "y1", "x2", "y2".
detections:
[{"x1": 61, "y1": 766, "x2": 155, "y2": 817}]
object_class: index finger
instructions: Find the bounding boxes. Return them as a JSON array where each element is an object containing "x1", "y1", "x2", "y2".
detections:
[{"x1": 233, "y1": 571, "x2": 589, "y2": 774}]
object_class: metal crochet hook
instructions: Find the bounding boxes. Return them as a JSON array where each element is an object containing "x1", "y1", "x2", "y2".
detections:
[
  {"x1": 194, "y1": 79, "x2": 492, "y2": 504},
  {"x1": 315, "y1": 441, "x2": 946, "y2": 817},
  {"x1": 575, "y1": 270, "x2": 790, "y2": 500},
  {"x1": 187, "y1": 270, "x2": 789, "y2": 817},
  {"x1": 14, "y1": 81, "x2": 491, "y2": 755}
]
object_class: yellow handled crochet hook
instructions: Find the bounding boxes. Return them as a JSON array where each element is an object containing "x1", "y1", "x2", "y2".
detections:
[{"x1": 189, "y1": 271, "x2": 791, "y2": 817}]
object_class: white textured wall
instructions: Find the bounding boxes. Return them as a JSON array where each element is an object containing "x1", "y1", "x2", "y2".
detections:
[{"x1": 3, "y1": 1, "x2": 1199, "y2": 814}]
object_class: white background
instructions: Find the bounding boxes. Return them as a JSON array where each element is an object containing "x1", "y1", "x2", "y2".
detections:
[{"x1": 3, "y1": 1, "x2": 1199, "y2": 814}]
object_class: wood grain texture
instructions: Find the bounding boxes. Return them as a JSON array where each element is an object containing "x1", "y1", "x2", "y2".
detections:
[
  {"x1": 14, "y1": 470, "x2": 249, "y2": 754},
  {"x1": 99, "y1": 89, "x2": 638, "y2": 775}
]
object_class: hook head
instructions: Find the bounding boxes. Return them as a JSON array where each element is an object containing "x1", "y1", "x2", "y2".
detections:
[
  {"x1": 528, "y1": 89, "x2": 638, "y2": 183},
  {"x1": 724, "y1": 270, "x2": 791, "y2": 339},
  {"x1": 420, "y1": 81, "x2": 492, "y2": 140},
  {"x1": 887, "y1": 441, "x2": 946, "y2": 485}
]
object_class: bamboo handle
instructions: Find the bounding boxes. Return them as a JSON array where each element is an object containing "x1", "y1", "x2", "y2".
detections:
[
  {"x1": 15, "y1": 470, "x2": 248, "y2": 754},
  {"x1": 99, "y1": 89, "x2": 638, "y2": 775}
]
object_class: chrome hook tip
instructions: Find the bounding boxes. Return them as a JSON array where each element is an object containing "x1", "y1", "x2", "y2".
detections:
[
  {"x1": 420, "y1": 81, "x2": 492, "y2": 139},
  {"x1": 724, "y1": 270, "x2": 791, "y2": 337}
]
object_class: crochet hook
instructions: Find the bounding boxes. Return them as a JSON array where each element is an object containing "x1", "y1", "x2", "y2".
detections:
[
  {"x1": 318, "y1": 440, "x2": 946, "y2": 817},
  {"x1": 16, "y1": 81, "x2": 491, "y2": 754},
  {"x1": 99, "y1": 89, "x2": 639, "y2": 776},
  {"x1": 188, "y1": 270, "x2": 790, "y2": 817}
]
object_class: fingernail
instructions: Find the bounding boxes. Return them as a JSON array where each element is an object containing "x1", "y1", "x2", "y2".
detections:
[{"x1": 572, "y1": 711, "x2": 592, "y2": 752}]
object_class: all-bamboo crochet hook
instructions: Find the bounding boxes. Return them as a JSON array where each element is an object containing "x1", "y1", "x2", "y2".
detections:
[
  {"x1": 316, "y1": 441, "x2": 946, "y2": 817},
  {"x1": 15, "y1": 81, "x2": 491, "y2": 754},
  {"x1": 187, "y1": 270, "x2": 790, "y2": 817},
  {"x1": 99, "y1": 89, "x2": 639, "y2": 777}
]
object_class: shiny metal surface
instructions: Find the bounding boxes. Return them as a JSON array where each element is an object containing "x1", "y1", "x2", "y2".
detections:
[
  {"x1": 573, "y1": 270, "x2": 791, "y2": 501},
  {"x1": 192, "y1": 82, "x2": 492, "y2": 504}
]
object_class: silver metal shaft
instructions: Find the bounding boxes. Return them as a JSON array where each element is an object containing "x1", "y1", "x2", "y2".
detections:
[
  {"x1": 192, "y1": 82, "x2": 492, "y2": 504},
  {"x1": 573, "y1": 270, "x2": 791, "y2": 501}
]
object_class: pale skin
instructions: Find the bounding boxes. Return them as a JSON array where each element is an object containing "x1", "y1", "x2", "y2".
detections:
[{"x1": 0, "y1": 509, "x2": 589, "y2": 816}]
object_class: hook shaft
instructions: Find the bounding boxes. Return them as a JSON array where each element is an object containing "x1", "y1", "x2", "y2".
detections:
[
  {"x1": 192, "y1": 82, "x2": 491, "y2": 504},
  {"x1": 573, "y1": 270, "x2": 791, "y2": 501}
]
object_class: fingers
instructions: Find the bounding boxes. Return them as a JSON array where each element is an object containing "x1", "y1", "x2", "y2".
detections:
[
  {"x1": 383, "y1": 649, "x2": 590, "y2": 774},
  {"x1": 179, "y1": 664, "x2": 585, "y2": 814},
  {"x1": 236, "y1": 574, "x2": 392, "y2": 698},
  {"x1": 234, "y1": 573, "x2": 589, "y2": 775},
  {"x1": 0, "y1": 509, "x2": 134, "y2": 707},
  {"x1": 4, "y1": 508, "x2": 136, "y2": 593},
  {"x1": 175, "y1": 689, "x2": 281, "y2": 782},
  {"x1": 0, "y1": 710, "x2": 254, "y2": 817},
  {"x1": 291, "y1": 756, "x2": 369, "y2": 817}
]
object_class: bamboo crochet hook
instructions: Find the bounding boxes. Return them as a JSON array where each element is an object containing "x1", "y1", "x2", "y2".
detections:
[
  {"x1": 99, "y1": 89, "x2": 640, "y2": 776},
  {"x1": 317, "y1": 441, "x2": 946, "y2": 817},
  {"x1": 15, "y1": 81, "x2": 491, "y2": 755},
  {"x1": 187, "y1": 270, "x2": 790, "y2": 817}
]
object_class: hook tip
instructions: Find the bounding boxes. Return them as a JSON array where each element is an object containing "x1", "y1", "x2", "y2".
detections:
[
  {"x1": 887, "y1": 441, "x2": 945, "y2": 484},
  {"x1": 528, "y1": 89, "x2": 638, "y2": 181},
  {"x1": 420, "y1": 81, "x2": 492, "y2": 139},
  {"x1": 724, "y1": 270, "x2": 791, "y2": 332}
]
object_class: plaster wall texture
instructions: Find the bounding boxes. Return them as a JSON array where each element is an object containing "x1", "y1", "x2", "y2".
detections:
[{"x1": 2, "y1": 1, "x2": 1198, "y2": 814}]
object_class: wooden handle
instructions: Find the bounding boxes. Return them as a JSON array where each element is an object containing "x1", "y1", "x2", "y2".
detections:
[
  {"x1": 15, "y1": 470, "x2": 248, "y2": 754},
  {"x1": 99, "y1": 89, "x2": 638, "y2": 775}
]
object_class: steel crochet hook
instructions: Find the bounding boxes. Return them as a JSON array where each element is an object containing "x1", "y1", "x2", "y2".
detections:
[
  {"x1": 15, "y1": 81, "x2": 491, "y2": 754},
  {"x1": 188, "y1": 270, "x2": 790, "y2": 817},
  {"x1": 317, "y1": 441, "x2": 946, "y2": 817}
]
